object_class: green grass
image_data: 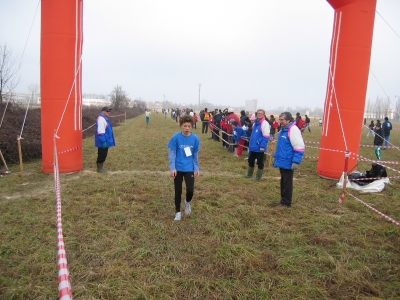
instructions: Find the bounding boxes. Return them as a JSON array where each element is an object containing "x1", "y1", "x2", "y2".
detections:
[{"x1": 0, "y1": 114, "x2": 399, "y2": 299}]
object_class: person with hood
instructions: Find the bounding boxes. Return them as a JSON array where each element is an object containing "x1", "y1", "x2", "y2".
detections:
[
  {"x1": 95, "y1": 107, "x2": 116, "y2": 173},
  {"x1": 273, "y1": 111, "x2": 305, "y2": 207},
  {"x1": 226, "y1": 108, "x2": 241, "y2": 153},
  {"x1": 244, "y1": 109, "x2": 270, "y2": 181},
  {"x1": 231, "y1": 120, "x2": 248, "y2": 157}
]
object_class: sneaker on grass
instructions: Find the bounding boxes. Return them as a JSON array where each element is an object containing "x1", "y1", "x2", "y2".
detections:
[
  {"x1": 184, "y1": 200, "x2": 191, "y2": 215},
  {"x1": 174, "y1": 212, "x2": 182, "y2": 221}
]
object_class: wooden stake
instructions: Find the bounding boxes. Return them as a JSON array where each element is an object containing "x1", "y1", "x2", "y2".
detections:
[
  {"x1": 17, "y1": 135, "x2": 24, "y2": 176},
  {"x1": 0, "y1": 149, "x2": 8, "y2": 170}
]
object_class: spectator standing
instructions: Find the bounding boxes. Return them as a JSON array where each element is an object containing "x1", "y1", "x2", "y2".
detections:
[
  {"x1": 168, "y1": 115, "x2": 201, "y2": 221},
  {"x1": 95, "y1": 107, "x2": 116, "y2": 173},
  {"x1": 220, "y1": 109, "x2": 229, "y2": 148},
  {"x1": 231, "y1": 121, "x2": 247, "y2": 157},
  {"x1": 244, "y1": 109, "x2": 270, "y2": 181},
  {"x1": 226, "y1": 108, "x2": 241, "y2": 153},
  {"x1": 193, "y1": 113, "x2": 198, "y2": 129},
  {"x1": 270, "y1": 115, "x2": 279, "y2": 139},
  {"x1": 240, "y1": 110, "x2": 247, "y2": 129},
  {"x1": 304, "y1": 115, "x2": 311, "y2": 132},
  {"x1": 273, "y1": 111, "x2": 305, "y2": 207},
  {"x1": 213, "y1": 109, "x2": 223, "y2": 142},
  {"x1": 382, "y1": 117, "x2": 392, "y2": 150},
  {"x1": 373, "y1": 123, "x2": 384, "y2": 160},
  {"x1": 295, "y1": 113, "x2": 306, "y2": 133},
  {"x1": 367, "y1": 120, "x2": 375, "y2": 137},
  {"x1": 201, "y1": 108, "x2": 210, "y2": 134},
  {"x1": 209, "y1": 112, "x2": 215, "y2": 139}
]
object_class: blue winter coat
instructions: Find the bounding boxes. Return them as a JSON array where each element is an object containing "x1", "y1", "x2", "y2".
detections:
[
  {"x1": 95, "y1": 114, "x2": 116, "y2": 148},
  {"x1": 249, "y1": 118, "x2": 270, "y2": 152},
  {"x1": 233, "y1": 126, "x2": 248, "y2": 144},
  {"x1": 274, "y1": 122, "x2": 305, "y2": 170}
]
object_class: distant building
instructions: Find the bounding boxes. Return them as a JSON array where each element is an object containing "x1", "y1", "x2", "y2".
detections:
[
  {"x1": 3, "y1": 92, "x2": 111, "y2": 107},
  {"x1": 245, "y1": 99, "x2": 257, "y2": 114},
  {"x1": 3, "y1": 92, "x2": 40, "y2": 105}
]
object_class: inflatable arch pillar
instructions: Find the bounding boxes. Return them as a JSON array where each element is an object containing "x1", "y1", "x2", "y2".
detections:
[
  {"x1": 40, "y1": 0, "x2": 376, "y2": 176},
  {"x1": 318, "y1": 0, "x2": 377, "y2": 179},
  {"x1": 41, "y1": 0, "x2": 83, "y2": 173}
]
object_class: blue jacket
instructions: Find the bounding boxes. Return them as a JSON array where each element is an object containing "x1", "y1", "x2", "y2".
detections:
[
  {"x1": 233, "y1": 126, "x2": 248, "y2": 144},
  {"x1": 95, "y1": 114, "x2": 116, "y2": 148},
  {"x1": 382, "y1": 120, "x2": 392, "y2": 135},
  {"x1": 274, "y1": 122, "x2": 305, "y2": 170},
  {"x1": 249, "y1": 118, "x2": 270, "y2": 152}
]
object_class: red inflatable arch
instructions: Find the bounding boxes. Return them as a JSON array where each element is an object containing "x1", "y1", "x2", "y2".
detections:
[
  {"x1": 40, "y1": 0, "x2": 376, "y2": 176},
  {"x1": 318, "y1": 0, "x2": 377, "y2": 179},
  {"x1": 41, "y1": 0, "x2": 83, "y2": 173}
]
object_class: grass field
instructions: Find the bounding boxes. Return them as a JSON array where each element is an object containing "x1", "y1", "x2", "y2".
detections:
[{"x1": 0, "y1": 113, "x2": 399, "y2": 299}]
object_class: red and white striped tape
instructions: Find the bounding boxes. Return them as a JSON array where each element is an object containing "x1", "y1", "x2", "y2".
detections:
[
  {"x1": 347, "y1": 192, "x2": 400, "y2": 227},
  {"x1": 58, "y1": 146, "x2": 82, "y2": 155},
  {"x1": 338, "y1": 191, "x2": 346, "y2": 203},
  {"x1": 54, "y1": 137, "x2": 73, "y2": 300}
]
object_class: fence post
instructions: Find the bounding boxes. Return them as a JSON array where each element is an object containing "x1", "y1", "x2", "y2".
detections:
[
  {"x1": 339, "y1": 151, "x2": 350, "y2": 203},
  {"x1": 17, "y1": 135, "x2": 24, "y2": 176}
]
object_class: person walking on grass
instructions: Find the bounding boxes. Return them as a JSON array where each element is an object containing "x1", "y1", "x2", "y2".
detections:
[
  {"x1": 168, "y1": 115, "x2": 201, "y2": 221},
  {"x1": 244, "y1": 109, "x2": 270, "y2": 181},
  {"x1": 95, "y1": 107, "x2": 116, "y2": 173},
  {"x1": 145, "y1": 109, "x2": 151, "y2": 125},
  {"x1": 273, "y1": 111, "x2": 305, "y2": 207}
]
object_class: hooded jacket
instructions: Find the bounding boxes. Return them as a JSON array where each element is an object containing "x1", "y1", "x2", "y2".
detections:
[
  {"x1": 274, "y1": 122, "x2": 305, "y2": 170},
  {"x1": 95, "y1": 114, "x2": 116, "y2": 148},
  {"x1": 249, "y1": 117, "x2": 270, "y2": 152}
]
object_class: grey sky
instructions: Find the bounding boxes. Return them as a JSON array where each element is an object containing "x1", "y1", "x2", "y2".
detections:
[{"x1": 1, "y1": 0, "x2": 399, "y2": 109}]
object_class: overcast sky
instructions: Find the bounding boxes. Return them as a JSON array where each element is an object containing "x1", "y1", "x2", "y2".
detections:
[{"x1": 1, "y1": 0, "x2": 399, "y2": 109}]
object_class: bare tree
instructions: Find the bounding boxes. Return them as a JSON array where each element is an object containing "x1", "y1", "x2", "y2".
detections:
[
  {"x1": 0, "y1": 44, "x2": 20, "y2": 105},
  {"x1": 28, "y1": 83, "x2": 39, "y2": 104},
  {"x1": 109, "y1": 85, "x2": 129, "y2": 110},
  {"x1": 395, "y1": 96, "x2": 400, "y2": 121},
  {"x1": 381, "y1": 96, "x2": 391, "y2": 119}
]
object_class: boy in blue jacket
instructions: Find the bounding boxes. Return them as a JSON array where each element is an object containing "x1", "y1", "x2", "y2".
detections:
[
  {"x1": 231, "y1": 120, "x2": 248, "y2": 157},
  {"x1": 168, "y1": 115, "x2": 201, "y2": 221}
]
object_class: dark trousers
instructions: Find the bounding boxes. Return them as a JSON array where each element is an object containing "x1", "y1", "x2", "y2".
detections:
[
  {"x1": 280, "y1": 168, "x2": 294, "y2": 206},
  {"x1": 202, "y1": 121, "x2": 209, "y2": 134},
  {"x1": 248, "y1": 151, "x2": 265, "y2": 169},
  {"x1": 174, "y1": 171, "x2": 195, "y2": 212},
  {"x1": 213, "y1": 128, "x2": 220, "y2": 141},
  {"x1": 97, "y1": 147, "x2": 109, "y2": 163},
  {"x1": 228, "y1": 135, "x2": 234, "y2": 153},
  {"x1": 222, "y1": 132, "x2": 228, "y2": 148}
]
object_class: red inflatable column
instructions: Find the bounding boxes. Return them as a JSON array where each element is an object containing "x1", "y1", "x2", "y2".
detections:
[
  {"x1": 41, "y1": 0, "x2": 83, "y2": 173},
  {"x1": 318, "y1": 0, "x2": 376, "y2": 179}
]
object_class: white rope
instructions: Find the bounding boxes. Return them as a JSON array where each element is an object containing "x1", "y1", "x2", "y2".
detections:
[
  {"x1": 19, "y1": 93, "x2": 32, "y2": 138},
  {"x1": 376, "y1": 10, "x2": 400, "y2": 40},
  {"x1": 0, "y1": 101, "x2": 9, "y2": 130},
  {"x1": 18, "y1": 0, "x2": 41, "y2": 70},
  {"x1": 55, "y1": 55, "x2": 83, "y2": 135},
  {"x1": 363, "y1": 124, "x2": 399, "y2": 150}
]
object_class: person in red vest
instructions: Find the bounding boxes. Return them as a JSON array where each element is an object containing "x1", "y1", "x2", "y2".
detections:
[
  {"x1": 226, "y1": 108, "x2": 241, "y2": 153},
  {"x1": 295, "y1": 112, "x2": 306, "y2": 134}
]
